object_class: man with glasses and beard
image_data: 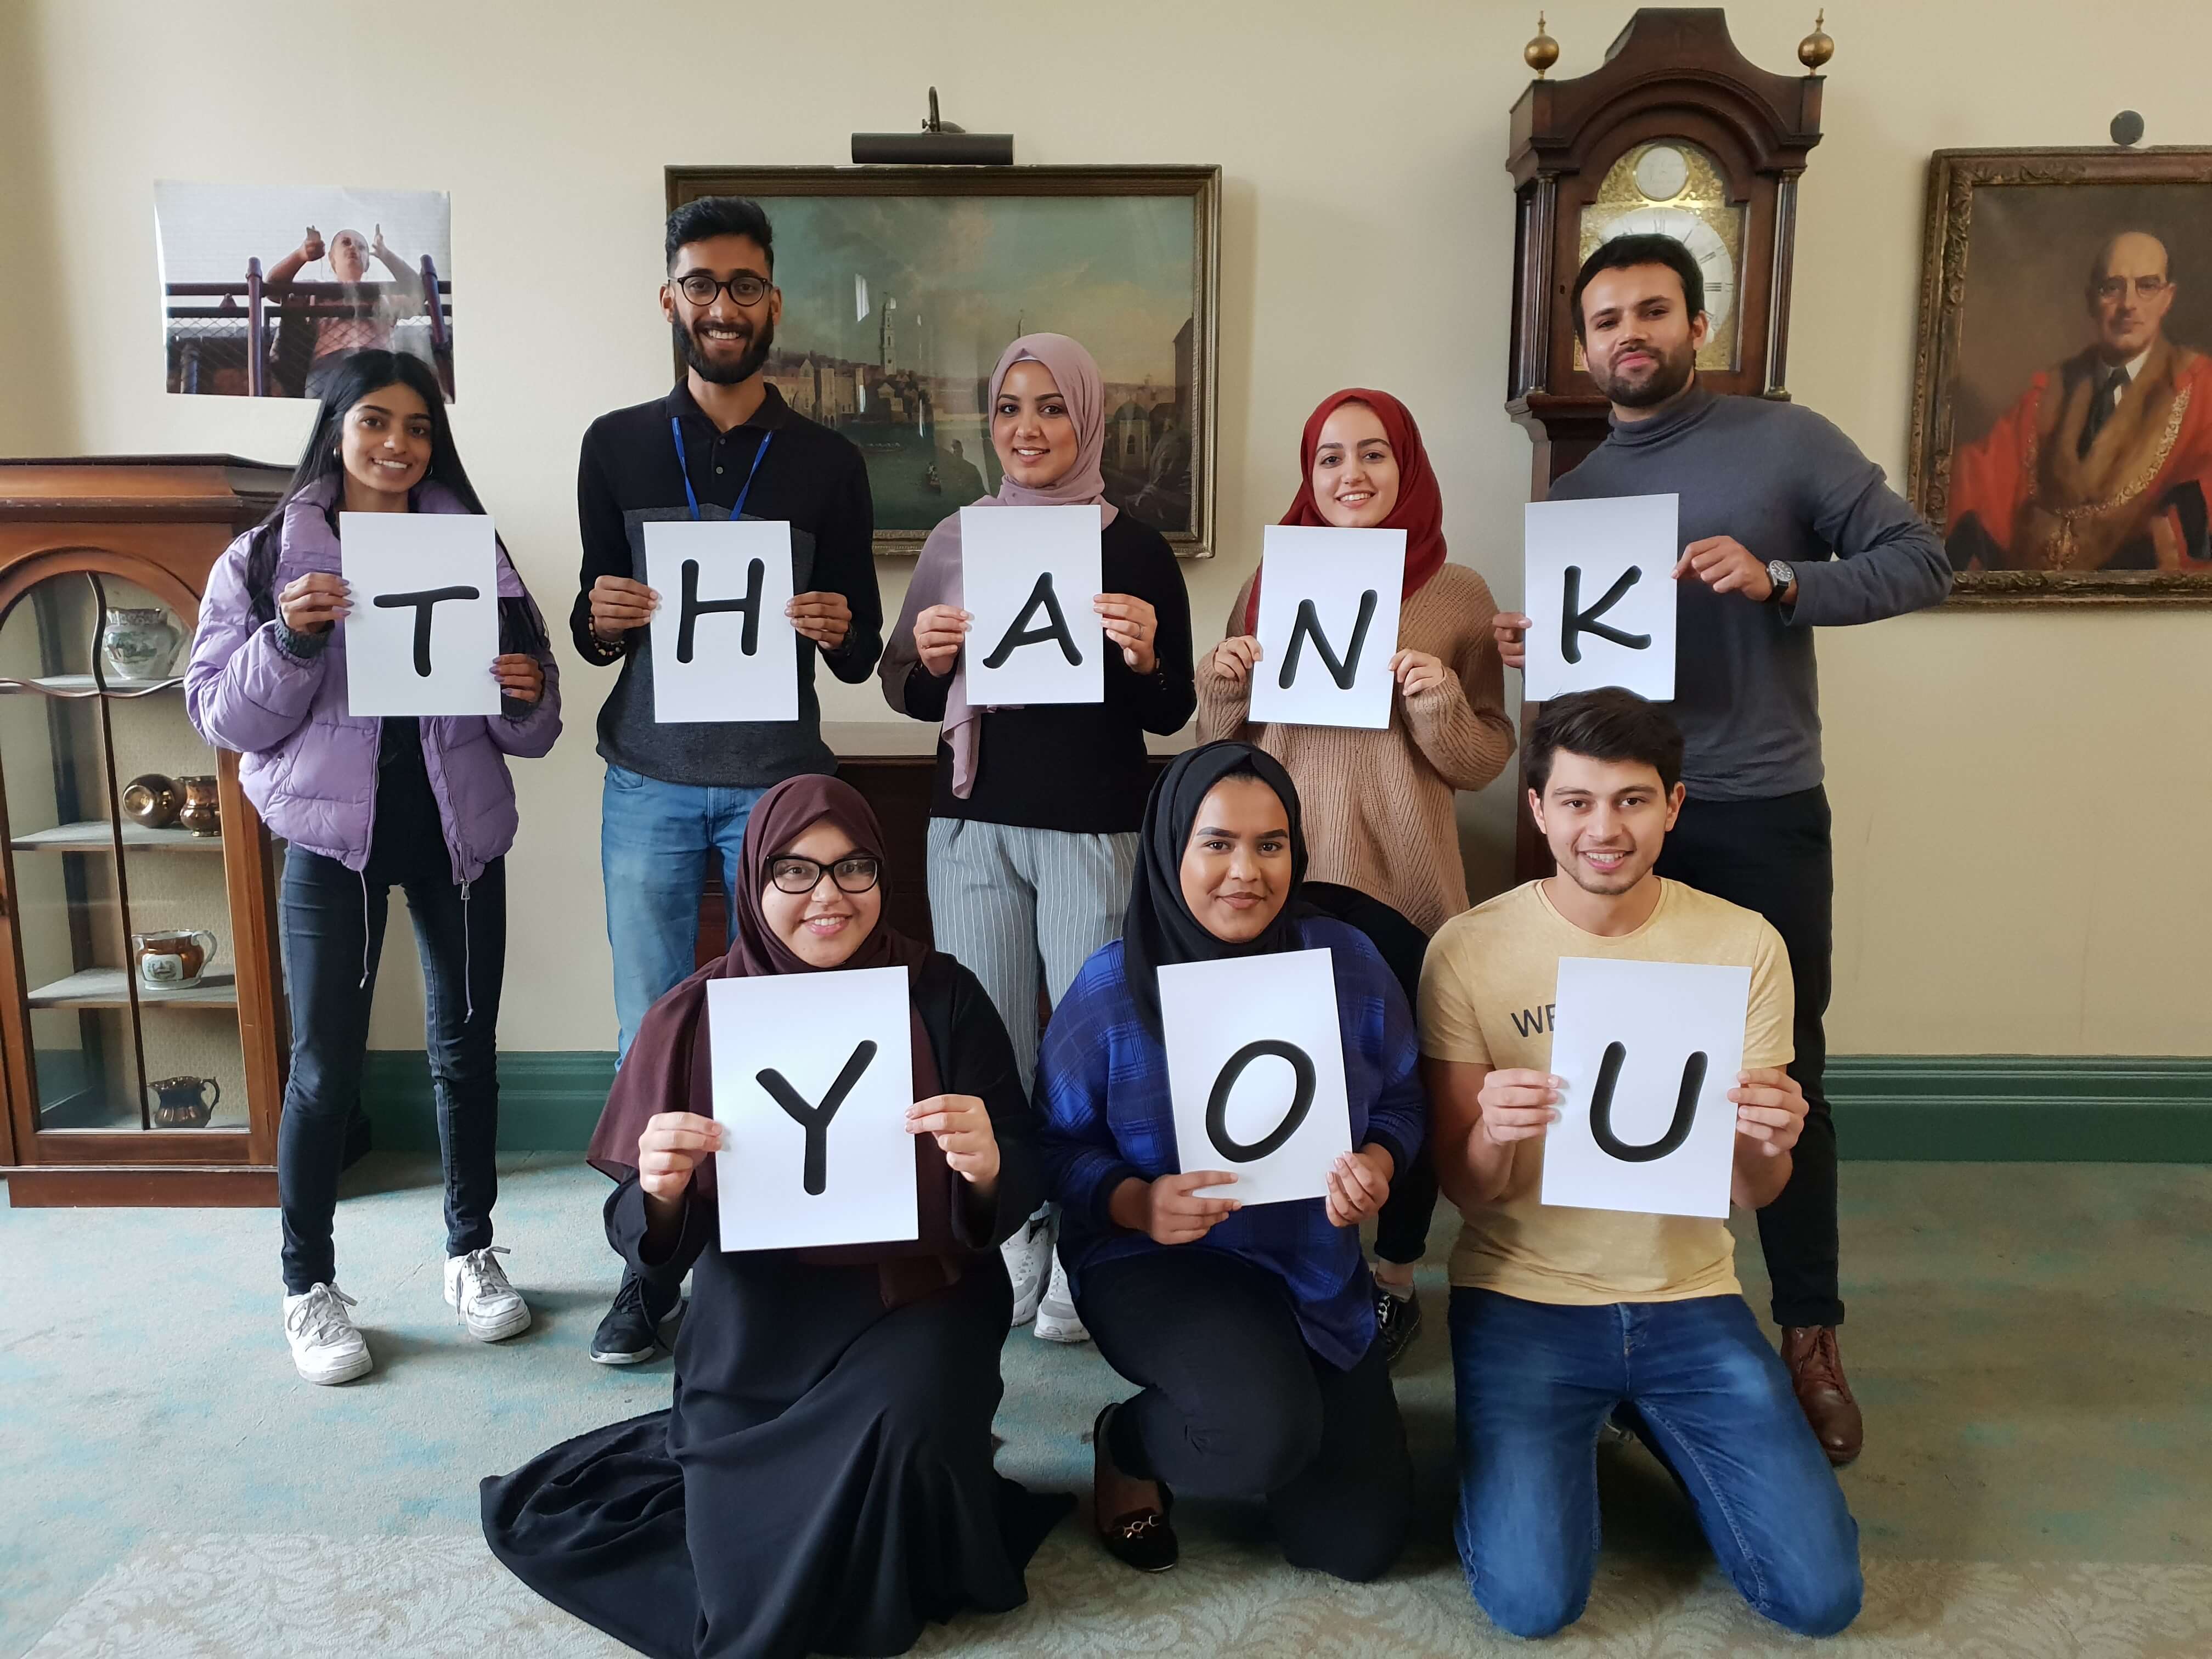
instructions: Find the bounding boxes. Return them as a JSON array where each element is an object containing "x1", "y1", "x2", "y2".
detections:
[
  {"x1": 573, "y1": 195, "x2": 883, "y2": 1366},
  {"x1": 1493, "y1": 234, "x2": 1951, "y2": 1468}
]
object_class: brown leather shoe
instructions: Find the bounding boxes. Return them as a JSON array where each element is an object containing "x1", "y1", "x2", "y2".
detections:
[{"x1": 1780, "y1": 1325, "x2": 1863, "y2": 1467}]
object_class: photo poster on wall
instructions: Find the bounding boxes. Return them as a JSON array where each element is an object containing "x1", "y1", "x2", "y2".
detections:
[
  {"x1": 1158, "y1": 949, "x2": 1354, "y2": 1206},
  {"x1": 644, "y1": 519, "x2": 800, "y2": 723},
  {"x1": 960, "y1": 504, "x2": 1105, "y2": 706},
  {"x1": 1247, "y1": 524, "x2": 1407, "y2": 730},
  {"x1": 708, "y1": 967, "x2": 921, "y2": 1252},
  {"x1": 1538, "y1": 955, "x2": 1750, "y2": 1221},
  {"x1": 338, "y1": 512, "x2": 500, "y2": 718},
  {"x1": 1521, "y1": 493, "x2": 1679, "y2": 701},
  {"x1": 154, "y1": 181, "x2": 455, "y2": 400}
]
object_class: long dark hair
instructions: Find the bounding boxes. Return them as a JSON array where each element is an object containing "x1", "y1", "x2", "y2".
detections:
[{"x1": 240, "y1": 351, "x2": 545, "y2": 654}]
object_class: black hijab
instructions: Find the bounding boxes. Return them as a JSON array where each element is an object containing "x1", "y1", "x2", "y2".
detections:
[{"x1": 1124, "y1": 740, "x2": 1311, "y2": 1036}]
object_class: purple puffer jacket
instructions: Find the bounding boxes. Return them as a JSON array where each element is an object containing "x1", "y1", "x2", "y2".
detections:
[{"x1": 185, "y1": 475, "x2": 561, "y2": 885}]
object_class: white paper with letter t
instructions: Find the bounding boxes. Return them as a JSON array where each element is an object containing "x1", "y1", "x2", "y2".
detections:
[
  {"x1": 1158, "y1": 948, "x2": 1353, "y2": 1206},
  {"x1": 1539, "y1": 956, "x2": 1749, "y2": 1220},
  {"x1": 1248, "y1": 524, "x2": 1406, "y2": 731},
  {"x1": 707, "y1": 966, "x2": 918, "y2": 1252},
  {"x1": 644, "y1": 518, "x2": 799, "y2": 723},
  {"x1": 960, "y1": 504, "x2": 1104, "y2": 707},
  {"x1": 340, "y1": 511, "x2": 501, "y2": 716},
  {"x1": 1521, "y1": 493, "x2": 1678, "y2": 701}
]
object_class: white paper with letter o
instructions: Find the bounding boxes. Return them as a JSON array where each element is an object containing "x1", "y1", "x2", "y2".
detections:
[
  {"x1": 340, "y1": 512, "x2": 501, "y2": 716},
  {"x1": 1248, "y1": 525, "x2": 1406, "y2": 731},
  {"x1": 1159, "y1": 948, "x2": 1353, "y2": 1206},
  {"x1": 708, "y1": 966, "x2": 918, "y2": 1252},
  {"x1": 961, "y1": 504, "x2": 1104, "y2": 707},
  {"x1": 1539, "y1": 956, "x2": 1749, "y2": 1220},
  {"x1": 1521, "y1": 494, "x2": 1678, "y2": 701},
  {"x1": 644, "y1": 519, "x2": 799, "y2": 723}
]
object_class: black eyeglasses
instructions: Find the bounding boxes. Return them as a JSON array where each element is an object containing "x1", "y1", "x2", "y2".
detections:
[
  {"x1": 674, "y1": 272, "x2": 772, "y2": 308},
  {"x1": 767, "y1": 854, "x2": 882, "y2": 895}
]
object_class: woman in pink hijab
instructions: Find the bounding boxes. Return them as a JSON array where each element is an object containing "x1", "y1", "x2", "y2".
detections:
[{"x1": 882, "y1": 334, "x2": 1195, "y2": 1346}]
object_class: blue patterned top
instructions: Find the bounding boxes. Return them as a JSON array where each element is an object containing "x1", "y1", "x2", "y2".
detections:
[{"x1": 1036, "y1": 915, "x2": 1427, "y2": 1369}]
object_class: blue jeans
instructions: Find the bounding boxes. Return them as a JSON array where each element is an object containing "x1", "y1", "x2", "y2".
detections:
[
  {"x1": 1449, "y1": 1289, "x2": 1861, "y2": 1640},
  {"x1": 600, "y1": 764, "x2": 770, "y2": 1060}
]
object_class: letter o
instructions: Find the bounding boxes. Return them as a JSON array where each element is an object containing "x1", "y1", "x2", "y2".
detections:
[{"x1": 1204, "y1": 1040, "x2": 1317, "y2": 1162}]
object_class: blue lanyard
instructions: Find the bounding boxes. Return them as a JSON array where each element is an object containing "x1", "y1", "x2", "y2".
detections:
[{"x1": 669, "y1": 416, "x2": 773, "y2": 522}]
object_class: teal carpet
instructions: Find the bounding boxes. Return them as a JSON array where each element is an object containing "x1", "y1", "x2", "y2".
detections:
[{"x1": 4, "y1": 1156, "x2": 2209, "y2": 1657}]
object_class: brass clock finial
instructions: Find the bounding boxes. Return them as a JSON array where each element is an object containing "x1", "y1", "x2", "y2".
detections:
[
  {"x1": 1798, "y1": 10, "x2": 1835, "y2": 70},
  {"x1": 1525, "y1": 13, "x2": 1560, "y2": 78}
]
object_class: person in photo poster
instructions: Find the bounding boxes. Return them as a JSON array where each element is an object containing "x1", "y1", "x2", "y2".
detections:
[
  {"x1": 1035, "y1": 741, "x2": 1421, "y2": 1578},
  {"x1": 182, "y1": 350, "x2": 561, "y2": 1386},
  {"x1": 482, "y1": 775, "x2": 1069, "y2": 1659},
  {"x1": 263, "y1": 224, "x2": 432, "y2": 399},
  {"x1": 881, "y1": 332, "x2": 1196, "y2": 1347},
  {"x1": 573, "y1": 195, "x2": 884, "y2": 1367},
  {"x1": 1493, "y1": 234, "x2": 1954, "y2": 1465},
  {"x1": 1421, "y1": 689, "x2": 1859, "y2": 1640},
  {"x1": 1198, "y1": 388, "x2": 1515, "y2": 1364}
]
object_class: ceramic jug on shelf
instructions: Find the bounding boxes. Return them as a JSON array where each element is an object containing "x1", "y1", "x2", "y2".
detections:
[{"x1": 99, "y1": 607, "x2": 183, "y2": 681}]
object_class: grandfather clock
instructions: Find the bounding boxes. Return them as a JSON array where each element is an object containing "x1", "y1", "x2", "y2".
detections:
[{"x1": 1503, "y1": 7, "x2": 1829, "y2": 877}]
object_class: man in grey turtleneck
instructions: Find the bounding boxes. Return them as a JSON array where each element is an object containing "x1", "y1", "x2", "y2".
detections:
[{"x1": 1495, "y1": 234, "x2": 1952, "y2": 1467}]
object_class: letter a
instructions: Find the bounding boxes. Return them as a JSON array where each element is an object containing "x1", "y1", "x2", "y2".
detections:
[
  {"x1": 373, "y1": 585, "x2": 483, "y2": 676},
  {"x1": 1560, "y1": 566, "x2": 1649, "y2": 664},
  {"x1": 1277, "y1": 590, "x2": 1378, "y2": 691},
  {"x1": 1204, "y1": 1039, "x2": 1317, "y2": 1162},
  {"x1": 757, "y1": 1040, "x2": 878, "y2": 1195},
  {"x1": 1587, "y1": 1040, "x2": 1702, "y2": 1163},
  {"x1": 678, "y1": 556, "x2": 765, "y2": 663},
  {"x1": 981, "y1": 572, "x2": 1082, "y2": 668}
]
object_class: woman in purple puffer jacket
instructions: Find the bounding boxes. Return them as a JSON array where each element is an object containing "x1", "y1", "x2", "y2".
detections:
[{"x1": 186, "y1": 351, "x2": 561, "y2": 1387}]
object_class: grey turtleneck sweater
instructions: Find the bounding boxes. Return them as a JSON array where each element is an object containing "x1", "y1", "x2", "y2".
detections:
[{"x1": 1548, "y1": 385, "x2": 1952, "y2": 801}]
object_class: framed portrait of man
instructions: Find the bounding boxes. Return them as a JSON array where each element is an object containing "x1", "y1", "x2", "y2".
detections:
[{"x1": 1907, "y1": 148, "x2": 2212, "y2": 603}]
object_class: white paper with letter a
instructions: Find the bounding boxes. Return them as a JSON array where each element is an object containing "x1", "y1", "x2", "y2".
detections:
[
  {"x1": 708, "y1": 966, "x2": 918, "y2": 1251},
  {"x1": 340, "y1": 512, "x2": 501, "y2": 716},
  {"x1": 1521, "y1": 494, "x2": 1678, "y2": 701},
  {"x1": 1159, "y1": 948, "x2": 1353, "y2": 1206},
  {"x1": 961, "y1": 504, "x2": 1104, "y2": 707},
  {"x1": 644, "y1": 519, "x2": 799, "y2": 723},
  {"x1": 1248, "y1": 525, "x2": 1406, "y2": 731},
  {"x1": 1539, "y1": 956, "x2": 1749, "y2": 1220}
]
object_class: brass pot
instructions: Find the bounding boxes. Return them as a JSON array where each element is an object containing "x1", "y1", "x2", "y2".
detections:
[
  {"x1": 177, "y1": 775, "x2": 221, "y2": 838},
  {"x1": 121, "y1": 773, "x2": 180, "y2": 829}
]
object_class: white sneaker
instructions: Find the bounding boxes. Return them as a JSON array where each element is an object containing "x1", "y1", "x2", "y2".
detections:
[
  {"x1": 283, "y1": 1283, "x2": 372, "y2": 1385},
  {"x1": 1033, "y1": 1251, "x2": 1090, "y2": 1345},
  {"x1": 444, "y1": 1245, "x2": 532, "y2": 1342},
  {"x1": 1003, "y1": 1215, "x2": 1052, "y2": 1326}
]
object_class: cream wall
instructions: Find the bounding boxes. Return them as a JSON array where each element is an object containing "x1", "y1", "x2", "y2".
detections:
[{"x1": 3, "y1": 0, "x2": 2207, "y2": 1055}]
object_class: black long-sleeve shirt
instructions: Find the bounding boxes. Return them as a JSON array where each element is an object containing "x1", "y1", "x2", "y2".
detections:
[
  {"x1": 573, "y1": 381, "x2": 883, "y2": 787},
  {"x1": 900, "y1": 512, "x2": 1195, "y2": 833}
]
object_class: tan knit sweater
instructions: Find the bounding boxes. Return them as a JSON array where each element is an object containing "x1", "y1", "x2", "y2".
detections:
[{"x1": 1197, "y1": 563, "x2": 1515, "y2": 936}]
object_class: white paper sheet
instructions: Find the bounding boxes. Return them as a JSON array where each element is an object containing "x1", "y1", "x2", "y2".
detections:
[
  {"x1": 339, "y1": 512, "x2": 501, "y2": 716},
  {"x1": 1246, "y1": 525, "x2": 1407, "y2": 731},
  {"x1": 1159, "y1": 949, "x2": 1354, "y2": 1206},
  {"x1": 1539, "y1": 956, "x2": 1750, "y2": 1220},
  {"x1": 960, "y1": 505, "x2": 1104, "y2": 707},
  {"x1": 644, "y1": 520, "x2": 799, "y2": 723},
  {"x1": 1521, "y1": 494, "x2": 1679, "y2": 701},
  {"x1": 708, "y1": 967, "x2": 920, "y2": 1252}
]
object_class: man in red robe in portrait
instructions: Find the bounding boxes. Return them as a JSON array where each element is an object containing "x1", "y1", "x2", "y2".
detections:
[{"x1": 1947, "y1": 230, "x2": 2212, "y2": 573}]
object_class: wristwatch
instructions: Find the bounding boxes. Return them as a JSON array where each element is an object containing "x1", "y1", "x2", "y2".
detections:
[{"x1": 1763, "y1": 558, "x2": 1797, "y2": 605}]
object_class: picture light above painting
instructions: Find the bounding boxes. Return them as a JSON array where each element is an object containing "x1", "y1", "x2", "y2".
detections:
[{"x1": 665, "y1": 164, "x2": 1222, "y2": 558}]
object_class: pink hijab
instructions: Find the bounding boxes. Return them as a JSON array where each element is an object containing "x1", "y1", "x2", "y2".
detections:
[{"x1": 880, "y1": 332, "x2": 1119, "y2": 797}]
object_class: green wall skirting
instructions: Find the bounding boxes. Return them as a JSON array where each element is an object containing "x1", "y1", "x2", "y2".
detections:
[{"x1": 357, "y1": 1052, "x2": 2212, "y2": 1161}]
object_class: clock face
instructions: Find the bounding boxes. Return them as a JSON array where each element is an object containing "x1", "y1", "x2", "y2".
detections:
[
  {"x1": 1595, "y1": 205, "x2": 1736, "y2": 332},
  {"x1": 1576, "y1": 139, "x2": 1746, "y2": 372}
]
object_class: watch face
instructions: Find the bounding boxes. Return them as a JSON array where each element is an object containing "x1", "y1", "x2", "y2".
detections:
[{"x1": 1576, "y1": 139, "x2": 1746, "y2": 373}]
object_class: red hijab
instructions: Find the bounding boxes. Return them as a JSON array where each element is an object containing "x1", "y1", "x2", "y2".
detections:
[{"x1": 1243, "y1": 388, "x2": 1448, "y2": 635}]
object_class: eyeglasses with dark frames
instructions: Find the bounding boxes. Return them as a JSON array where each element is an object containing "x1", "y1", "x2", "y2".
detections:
[
  {"x1": 2092, "y1": 276, "x2": 2170, "y2": 302},
  {"x1": 675, "y1": 272, "x2": 772, "y2": 308},
  {"x1": 767, "y1": 854, "x2": 882, "y2": 895}
]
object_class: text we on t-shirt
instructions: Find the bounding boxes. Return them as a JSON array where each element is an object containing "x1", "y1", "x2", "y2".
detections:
[{"x1": 1418, "y1": 878, "x2": 1793, "y2": 1306}]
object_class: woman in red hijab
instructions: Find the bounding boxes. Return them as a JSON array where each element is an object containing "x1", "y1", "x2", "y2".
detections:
[{"x1": 1197, "y1": 389, "x2": 1515, "y2": 1364}]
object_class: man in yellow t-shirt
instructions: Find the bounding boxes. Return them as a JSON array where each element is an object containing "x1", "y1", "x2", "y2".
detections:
[{"x1": 1420, "y1": 689, "x2": 1860, "y2": 1640}]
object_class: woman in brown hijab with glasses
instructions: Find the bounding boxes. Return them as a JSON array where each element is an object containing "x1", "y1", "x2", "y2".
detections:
[{"x1": 481, "y1": 775, "x2": 1069, "y2": 1659}]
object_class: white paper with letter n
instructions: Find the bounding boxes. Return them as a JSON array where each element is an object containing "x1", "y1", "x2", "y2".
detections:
[
  {"x1": 644, "y1": 519, "x2": 799, "y2": 723},
  {"x1": 1159, "y1": 948, "x2": 1353, "y2": 1206},
  {"x1": 1539, "y1": 956, "x2": 1750, "y2": 1220},
  {"x1": 1521, "y1": 493, "x2": 1678, "y2": 701},
  {"x1": 961, "y1": 504, "x2": 1103, "y2": 707},
  {"x1": 1248, "y1": 524, "x2": 1406, "y2": 731},
  {"x1": 340, "y1": 512, "x2": 500, "y2": 716},
  {"x1": 707, "y1": 966, "x2": 919, "y2": 1251}
]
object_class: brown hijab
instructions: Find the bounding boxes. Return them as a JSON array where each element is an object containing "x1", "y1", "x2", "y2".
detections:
[{"x1": 585, "y1": 774, "x2": 968, "y2": 1305}]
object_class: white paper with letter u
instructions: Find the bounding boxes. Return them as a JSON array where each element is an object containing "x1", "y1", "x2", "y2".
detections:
[
  {"x1": 961, "y1": 504, "x2": 1104, "y2": 707},
  {"x1": 340, "y1": 512, "x2": 500, "y2": 716},
  {"x1": 1521, "y1": 494, "x2": 1678, "y2": 701},
  {"x1": 1539, "y1": 956, "x2": 1749, "y2": 1220},
  {"x1": 1159, "y1": 948, "x2": 1353, "y2": 1206},
  {"x1": 1248, "y1": 524, "x2": 1406, "y2": 730},
  {"x1": 708, "y1": 966, "x2": 918, "y2": 1251},
  {"x1": 644, "y1": 518, "x2": 799, "y2": 723}
]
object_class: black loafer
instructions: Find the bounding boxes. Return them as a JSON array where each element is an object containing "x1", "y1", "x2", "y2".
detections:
[
  {"x1": 1093, "y1": 1403, "x2": 1177, "y2": 1572},
  {"x1": 1375, "y1": 1283, "x2": 1423, "y2": 1368}
]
